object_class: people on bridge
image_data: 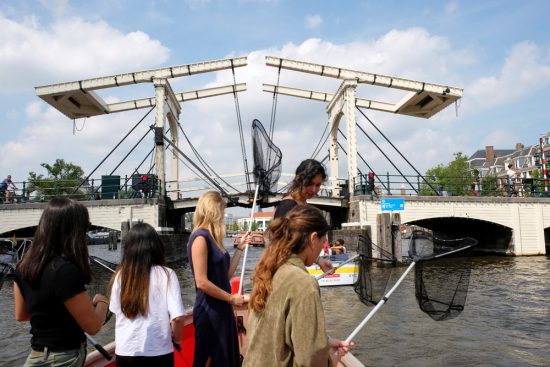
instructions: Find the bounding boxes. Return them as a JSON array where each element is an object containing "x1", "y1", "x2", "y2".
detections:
[
  {"x1": 507, "y1": 164, "x2": 521, "y2": 196},
  {"x1": 244, "y1": 205, "x2": 353, "y2": 367},
  {"x1": 274, "y1": 159, "x2": 334, "y2": 274},
  {"x1": 109, "y1": 222, "x2": 185, "y2": 367},
  {"x1": 13, "y1": 197, "x2": 109, "y2": 367},
  {"x1": 187, "y1": 191, "x2": 247, "y2": 367},
  {"x1": 0, "y1": 174, "x2": 17, "y2": 203}
]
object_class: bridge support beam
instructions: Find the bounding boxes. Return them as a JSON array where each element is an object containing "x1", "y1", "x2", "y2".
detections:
[
  {"x1": 154, "y1": 78, "x2": 181, "y2": 200},
  {"x1": 327, "y1": 79, "x2": 358, "y2": 196}
]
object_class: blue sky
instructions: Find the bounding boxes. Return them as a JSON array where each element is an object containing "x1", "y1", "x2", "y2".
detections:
[{"x1": 1, "y1": 0, "x2": 550, "y2": 197}]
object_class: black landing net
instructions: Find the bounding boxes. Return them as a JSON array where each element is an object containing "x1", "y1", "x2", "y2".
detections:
[
  {"x1": 252, "y1": 119, "x2": 282, "y2": 195},
  {"x1": 353, "y1": 233, "x2": 397, "y2": 305},
  {"x1": 410, "y1": 230, "x2": 477, "y2": 321}
]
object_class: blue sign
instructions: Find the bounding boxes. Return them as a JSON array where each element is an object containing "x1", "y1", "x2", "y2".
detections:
[{"x1": 380, "y1": 198, "x2": 405, "y2": 212}]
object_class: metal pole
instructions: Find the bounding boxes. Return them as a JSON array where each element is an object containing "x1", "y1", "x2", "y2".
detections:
[{"x1": 541, "y1": 137, "x2": 548, "y2": 193}]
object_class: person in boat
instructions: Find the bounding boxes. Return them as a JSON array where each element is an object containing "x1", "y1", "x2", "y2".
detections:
[
  {"x1": 109, "y1": 222, "x2": 186, "y2": 367},
  {"x1": 245, "y1": 205, "x2": 353, "y2": 367},
  {"x1": 320, "y1": 240, "x2": 332, "y2": 257},
  {"x1": 274, "y1": 159, "x2": 334, "y2": 274},
  {"x1": 330, "y1": 239, "x2": 346, "y2": 255},
  {"x1": 187, "y1": 191, "x2": 247, "y2": 367},
  {"x1": 13, "y1": 197, "x2": 109, "y2": 367}
]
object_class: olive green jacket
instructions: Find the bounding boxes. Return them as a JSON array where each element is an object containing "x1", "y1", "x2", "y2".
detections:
[{"x1": 244, "y1": 255, "x2": 331, "y2": 367}]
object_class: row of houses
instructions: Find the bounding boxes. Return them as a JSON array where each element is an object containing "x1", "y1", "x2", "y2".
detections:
[{"x1": 467, "y1": 132, "x2": 550, "y2": 181}]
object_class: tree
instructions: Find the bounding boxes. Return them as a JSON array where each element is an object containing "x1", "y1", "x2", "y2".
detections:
[
  {"x1": 420, "y1": 152, "x2": 474, "y2": 196},
  {"x1": 480, "y1": 175, "x2": 500, "y2": 196},
  {"x1": 27, "y1": 159, "x2": 87, "y2": 200}
]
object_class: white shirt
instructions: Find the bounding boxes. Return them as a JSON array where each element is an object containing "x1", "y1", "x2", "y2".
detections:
[
  {"x1": 507, "y1": 168, "x2": 517, "y2": 181},
  {"x1": 110, "y1": 266, "x2": 185, "y2": 356}
]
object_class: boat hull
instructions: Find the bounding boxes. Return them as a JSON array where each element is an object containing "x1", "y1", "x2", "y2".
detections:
[
  {"x1": 84, "y1": 303, "x2": 363, "y2": 366},
  {"x1": 307, "y1": 262, "x2": 359, "y2": 287}
]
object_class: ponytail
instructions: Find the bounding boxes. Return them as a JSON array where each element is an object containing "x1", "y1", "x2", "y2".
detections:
[{"x1": 249, "y1": 205, "x2": 328, "y2": 313}]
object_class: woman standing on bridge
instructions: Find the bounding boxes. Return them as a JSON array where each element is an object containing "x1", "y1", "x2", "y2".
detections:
[
  {"x1": 187, "y1": 191, "x2": 246, "y2": 367},
  {"x1": 274, "y1": 159, "x2": 333, "y2": 273},
  {"x1": 244, "y1": 205, "x2": 353, "y2": 366},
  {"x1": 13, "y1": 197, "x2": 109, "y2": 367}
]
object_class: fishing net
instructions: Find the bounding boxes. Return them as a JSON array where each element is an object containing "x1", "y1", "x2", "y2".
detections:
[
  {"x1": 252, "y1": 119, "x2": 282, "y2": 195},
  {"x1": 353, "y1": 233, "x2": 397, "y2": 305},
  {"x1": 410, "y1": 230, "x2": 477, "y2": 321},
  {"x1": 345, "y1": 229, "x2": 478, "y2": 342},
  {"x1": 88, "y1": 256, "x2": 118, "y2": 324}
]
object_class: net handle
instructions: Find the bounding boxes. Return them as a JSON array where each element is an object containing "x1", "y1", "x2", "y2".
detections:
[
  {"x1": 345, "y1": 261, "x2": 415, "y2": 343},
  {"x1": 237, "y1": 184, "x2": 260, "y2": 295},
  {"x1": 315, "y1": 255, "x2": 359, "y2": 281},
  {"x1": 345, "y1": 240, "x2": 477, "y2": 343}
]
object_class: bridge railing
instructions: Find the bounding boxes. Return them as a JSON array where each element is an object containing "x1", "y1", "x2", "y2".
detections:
[
  {"x1": 355, "y1": 173, "x2": 550, "y2": 198},
  {"x1": 2, "y1": 176, "x2": 162, "y2": 203}
]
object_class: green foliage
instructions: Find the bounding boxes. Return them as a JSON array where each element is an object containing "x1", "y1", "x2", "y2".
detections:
[
  {"x1": 251, "y1": 220, "x2": 258, "y2": 231},
  {"x1": 420, "y1": 152, "x2": 474, "y2": 196},
  {"x1": 27, "y1": 159, "x2": 87, "y2": 200},
  {"x1": 480, "y1": 175, "x2": 500, "y2": 196}
]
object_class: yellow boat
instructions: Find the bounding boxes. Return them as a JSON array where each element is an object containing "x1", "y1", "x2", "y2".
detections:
[{"x1": 307, "y1": 254, "x2": 359, "y2": 287}]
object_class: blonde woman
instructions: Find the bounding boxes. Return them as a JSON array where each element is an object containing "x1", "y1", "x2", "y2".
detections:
[
  {"x1": 187, "y1": 191, "x2": 246, "y2": 367},
  {"x1": 244, "y1": 205, "x2": 353, "y2": 367}
]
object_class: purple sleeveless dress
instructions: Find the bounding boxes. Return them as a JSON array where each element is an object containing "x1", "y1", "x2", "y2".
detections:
[{"x1": 187, "y1": 228, "x2": 240, "y2": 367}]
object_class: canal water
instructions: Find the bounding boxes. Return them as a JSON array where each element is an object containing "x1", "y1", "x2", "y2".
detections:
[{"x1": 1, "y1": 239, "x2": 549, "y2": 366}]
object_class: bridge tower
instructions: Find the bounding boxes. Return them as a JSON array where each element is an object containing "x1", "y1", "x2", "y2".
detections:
[
  {"x1": 264, "y1": 56, "x2": 463, "y2": 197},
  {"x1": 36, "y1": 57, "x2": 247, "y2": 200}
]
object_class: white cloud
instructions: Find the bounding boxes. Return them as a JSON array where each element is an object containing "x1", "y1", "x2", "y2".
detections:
[
  {"x1": 305, "y1": 14, "x2": 322, "y2": 30},
  {"x1": 0, "y1": 13, "x2": 170, "y2": 93},
  {"x1": 38, "y1": 0, "x2": 70, "y2": 18},
  {"x1": 4, "y1": 20, "x2": 550, "y2": 192},
  {"x1": 466, "y1": 41, "x2": 550, "y2": 113}
]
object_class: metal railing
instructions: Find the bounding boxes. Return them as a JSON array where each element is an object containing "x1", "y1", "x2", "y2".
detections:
[
  {"x1": 2, "y1": 176, "x2": 162, "y2": 203},
  {"x1": 353, "y1": 173, "x2": 550, "y2": 198},
  {"x1": 4, "y1": 173, "x2": 549, "y2": 204}
]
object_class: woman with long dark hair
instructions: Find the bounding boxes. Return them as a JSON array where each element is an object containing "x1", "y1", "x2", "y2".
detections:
[
  {"x1": 187, "y1": 191, "x2": 246, "y2": 367},
  {"x1": 109, "y1": 222, "x2": 185, "y2": 367},
  {"x1": 14, "y1": 197, "x2": 109, "y2": 367},
  {"x1": 274, "y1": 159, "x2": 327, "y2": 218},
  {"x1": 244, "y1": 205, "x2": 353, "y2": 366},
  {"x1": 274, "y1": 158, "x2": 333, "y2": 273}
]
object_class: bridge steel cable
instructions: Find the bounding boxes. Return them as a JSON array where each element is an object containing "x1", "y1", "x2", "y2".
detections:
[
  {"x1": 91, "y1": 127, "x2": 154, "y2": 196},
  {"x1": 179, "y1": 128, "x2": 241, "y2": 193},
  {"x1": 268, "y1": 60, "x2": 282, "y2": 141},
  {"x1": 120, "y1": 127, "x2": 173, "y2": 192},
  {"x1": 72, "y1": 107, "x2": 155, "y2": 194},
  {"x1": 337, "y1": 130, "x2": 389, "y2": 193},
  {"x1": 310, "y1": 121, "x2": 330, "y2": 160},
  {"x1": 346, "y1": 124, "x2": 418, "y2": 194},
  {"x1": 165, "y1": 102, "x2": 242, "y2": 194},
  {"x1": 155, "y1": 128, "x2": 229, "y2": 196},
  {"x1": 356, "y1": 107, "x2": 440, "y2": 196},
  {"x1": 230, "y1": 61, "x2": 251, "y2": 192}
]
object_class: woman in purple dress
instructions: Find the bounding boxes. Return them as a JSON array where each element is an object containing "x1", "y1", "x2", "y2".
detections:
[{"x1": 187, "y1": 191, "x2": 246, "y2": 367}]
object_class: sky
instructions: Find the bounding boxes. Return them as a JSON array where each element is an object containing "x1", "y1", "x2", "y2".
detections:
[{"x1": 1, "y1": 0, "x2": 550, "y2": 203}]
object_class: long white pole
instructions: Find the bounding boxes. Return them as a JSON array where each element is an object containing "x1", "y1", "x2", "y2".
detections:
[
  {"x1": 315, "y1": 255, "x2": 359, "y2": 280},
  {"x1": 237, "y1": 185, "x2": 260, "y2": 295},
  {"x1": 345, "y1": 261, "x2": 416, "y2": 343}
]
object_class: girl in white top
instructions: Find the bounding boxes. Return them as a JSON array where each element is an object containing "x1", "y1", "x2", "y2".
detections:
[{"x1": 109, "y1": 222, "x2": 185, "y2": 367}]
